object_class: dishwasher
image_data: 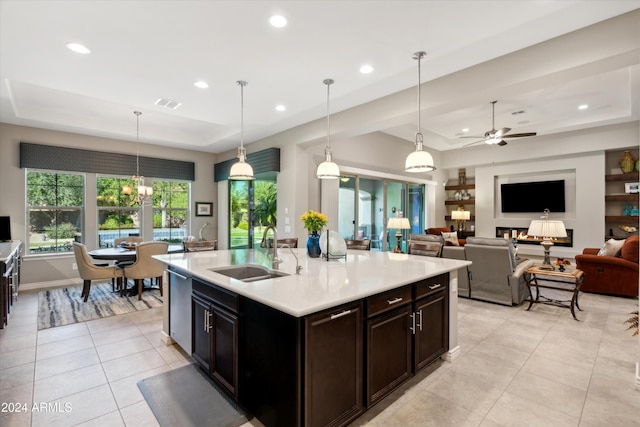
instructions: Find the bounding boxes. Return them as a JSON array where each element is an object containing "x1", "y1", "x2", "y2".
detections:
[{"x1": 167, "y1": 267, "x2": 192, "y2": 352}]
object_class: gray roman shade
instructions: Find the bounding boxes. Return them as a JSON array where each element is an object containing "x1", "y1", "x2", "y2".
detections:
[
  {"x1": 214, "y1": 147, "x2": 280, "y2": 182},
  {"x1": 20, "y1": 142, "x2": 195, "y2": 181}
]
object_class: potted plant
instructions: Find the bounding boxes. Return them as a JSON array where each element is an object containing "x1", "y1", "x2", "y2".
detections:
[{"x1": 625, "y1": 311, "x2": 638, "y2": 336}]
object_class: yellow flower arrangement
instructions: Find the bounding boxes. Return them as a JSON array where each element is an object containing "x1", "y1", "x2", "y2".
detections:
[{"x1": 300, "y1": 210, "x2": 327, "y2": 233}]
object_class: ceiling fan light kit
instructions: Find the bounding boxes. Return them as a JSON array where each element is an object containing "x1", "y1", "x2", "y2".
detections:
[
  {"x1": 462, "y1": 100, "x2": 537, "y2": 147},
  {"x1": 405, "y1": 51, "x2": 436, "y2": 173}
]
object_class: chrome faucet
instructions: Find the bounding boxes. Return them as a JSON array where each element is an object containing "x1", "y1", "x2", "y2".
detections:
[
  {"x1": 262, "y1": 226, "x2": 282, "y2": 269},
  {"x1": 280, "y1": 244, "x2": 302, "y2": 275}
]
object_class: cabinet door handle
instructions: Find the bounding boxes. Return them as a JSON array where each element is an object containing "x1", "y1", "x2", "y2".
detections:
[
  {"x1": 428, "y1": 284, "x2": 441, "y2": 290},
  {"x1": 387, "y1": 297, "x2": 403, "y2": 305},
  {"x1": 207, "y1": 310, "x2": 213, "y2": 332},
  {"x1": 418, "y1": 309, "x2": 423, "y2": 331},
  {"x1": 203, "y1": 309, "x2": 208, "y2": 332},
  {"x1": 330, "y1": 309, "x2": 351, "y2": 320},
  {"x1": 409, "y1": 312, "x2": 416, "y2": 334}
]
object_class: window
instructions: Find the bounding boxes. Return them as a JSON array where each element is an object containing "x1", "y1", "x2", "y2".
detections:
[
  {"x1": 153, "y1": 180, "x2": 189, "y2": 243},
  {"x1": 97, "y1": 176, "x2": 140, "y2": 247},
  {"x1": 229, "y1": 179, "x2": 277, "y2": 249},
  {"x1": 27, "y1": 170, "x2": 84, "y2": 254}
]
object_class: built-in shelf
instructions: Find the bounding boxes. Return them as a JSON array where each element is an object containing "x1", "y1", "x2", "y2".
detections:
[
  {"x1": 605, "y1": 172, "x2": 639, "y2": 182},
  {"x1": 605, "y1": 216, "x2": 640, "y2": 223},
  {"x1": 445, "y1": 215, "x2": 476, "y2": 221},
  {"x1": 445, "y1": 199, "x2": 475, "y2": 206},
  {"x1": 444, "y1": 184, "x2": 475, "y2": 191},
  {"x1": 605, "y1": 194, "x2": 640, "y2": 202}
]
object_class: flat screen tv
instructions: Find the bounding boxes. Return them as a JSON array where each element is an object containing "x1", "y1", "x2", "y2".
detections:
[
  {"x1": 500, "y1": 180, "x2": 565, "y2": 213},
  {"x1": 0, "y1": 216, "x2": 11, "y2": 241}
]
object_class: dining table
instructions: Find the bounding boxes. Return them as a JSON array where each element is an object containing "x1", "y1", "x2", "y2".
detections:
[{"x1": 88, "y1": 244, "x2": 184, "y2": 262}]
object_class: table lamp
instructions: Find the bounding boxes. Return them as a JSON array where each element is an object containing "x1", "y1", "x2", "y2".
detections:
[
  {"x1": 527, "y1": 209, "x2": 567, "y2": 270},
  {"x1": 387, "y1": 217, "x2": 411, "y2": 253},
  {"x1": 451, "y1": 208, "x2": 471, "y2": 232}
]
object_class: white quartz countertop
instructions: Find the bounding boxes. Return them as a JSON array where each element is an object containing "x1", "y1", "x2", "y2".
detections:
[{"x1": 155, "y1": 249, "x2": 471, "y2": 317}]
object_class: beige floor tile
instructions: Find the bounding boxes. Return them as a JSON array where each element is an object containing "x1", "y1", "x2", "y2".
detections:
[
  {"x1": 0, "y1": 334, "x2": 37, "y2": 354},
  {"x1": 33, "y1": 363, "x2": 108, "y2": 402},
  {"x1": 85, "y1": 313, "x2": 136, "y2": 335},
  {"x1": 34, "y1": 347, "x2": 100, "y2": 381},
  {"x1": 90, "y1": 324, "x2": 144, "y2": 348},
  {"x1": 505, "y1": 371, "x2": 586, "y2": 418},
  {"x1": 520, "y1": 353, "x2": 594, "y2": 391},
  {"x1": 119, "y1": 400, "x2": 160, "y2": 427},
  {"x1": 96, "y1": 335, "x2": 154, "y2": 362},
  {"x1": 580, "y1": 391, "x2": 640, "y2": 426},
  {"x1": 392, "y1": 389, "x2": 484, "y2": 427},
  {"x1": 101, "y1": 348, "x2": 168, "y2": 383},
  {"x1": 450, "y1": 352, "x2": 520, "y2": 390},
  {"x1": 592, "y1": 353, "x2": 638, "y2": 382},
  {"x1": 469, "y1": 340, "x2": 531, "y2": 370},
  {"x1": 74, "y1": 410, "x2": 125, "y2": 427},
  {"x1": 0, "y1": 382, "x2": 33, "y2": 427},
  {"x1": 36, "y1": 322, "x2": 89, "y2": 345},
  {"x1": 35, "y1": 334, "x2": 94, "y2": 361},
  {"x1": 586, "y1": 370, "x2": 640, "y2": 409},
  {"x1": 0, "y1": 362, "x2": 35, "y2": 391},
  {"x1": 425, "y1": 369, "x2": 504, "y2": 416},
  {"x1": 0, "y1": 346, "x2": 36, "y2": 371},
  {"x1": 482, "y1": 327, "x2": 542, "y2": 355},
  {"x1": 109, "y1": 365, "x2": 172, "y2": 409},
  {"x1": 532, "y1": 339, "x2": 598, "y2": 366},
  {"x1": 486, "y1": 391, "x2": 579, "y2": 427},
  {"x1": 31, "y1": 384, "x2": 117, "y2": 426}
]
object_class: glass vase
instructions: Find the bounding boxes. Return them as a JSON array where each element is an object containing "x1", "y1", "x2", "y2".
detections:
[
  {"x1": 620, "y1": 150, "x2": 635, "y2": 173},
  {"x1": 306, "y1": 231, "x2": 321, "y2": 258}
]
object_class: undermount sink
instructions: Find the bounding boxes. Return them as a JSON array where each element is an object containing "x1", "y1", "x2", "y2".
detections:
[{"x1": 209, "y1": 264, "x2": 289, "y2": 282}]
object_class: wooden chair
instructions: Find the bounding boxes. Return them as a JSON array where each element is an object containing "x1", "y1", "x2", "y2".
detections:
[
  {"x1": 277, "y1": 238, "x2": 298, "y2": 248},
  {"x1": 122, "y1": 241, "x2": 169, "y2": 300},
  {"x1": 73, "y1": 242, "x2": 124, "y2": 302},
  {"x1": 345, "y1": 239, "x2": 371, "y2": 250},
  {"x1": 183, "y1": 240, "x2": 217, "y2": 252},
  {"x1": 407, "y1": 241, "x2": 442, "y2": 257}
]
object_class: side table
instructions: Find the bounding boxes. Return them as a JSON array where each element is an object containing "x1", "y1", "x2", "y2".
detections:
[{"x1": 525, "y1": 265, "x2": 584, "y2": 320}]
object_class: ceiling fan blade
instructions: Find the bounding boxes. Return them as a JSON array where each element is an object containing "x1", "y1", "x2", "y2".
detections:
[
  {"x1": 497, "y1": 140, "x2": 508, "y2": 146},
  {"x1": 463, "y1": 139, "x2": 485, "y2": 147},
  {"x1": 502, "y1": 132, "x2": 537, "y2": 138},
  {"x1": 459, "y1": 135, "x2": 486, "y2": 139},
  {"x1": 494, "y1": 127, "x2": 511, "y2": 138}
]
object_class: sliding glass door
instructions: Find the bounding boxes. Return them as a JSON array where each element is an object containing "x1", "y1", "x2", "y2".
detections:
[
  {"x1": 338, "y1": 175, "x2": 424, "y2": 252},
  {"x1": 229, "y1": 177, "x2": 277, "y2": 249}
]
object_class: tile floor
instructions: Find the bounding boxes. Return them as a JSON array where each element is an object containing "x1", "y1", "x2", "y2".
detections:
[{"x1": 0, "y1": 288, "x2": 638, "y2": 426}]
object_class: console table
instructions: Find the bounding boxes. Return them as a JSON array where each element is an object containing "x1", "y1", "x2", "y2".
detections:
[
  {"x1": 525, "y1": 265, "x2": 584, "y2": 320},
  {"x1": 1, "y1": 241, "x2": 22, "y2": 328}
]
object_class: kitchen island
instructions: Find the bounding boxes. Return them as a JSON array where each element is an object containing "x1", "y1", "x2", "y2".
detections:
[{"x1": 155, "y1": 248, "x2": 470, "y2": 427}]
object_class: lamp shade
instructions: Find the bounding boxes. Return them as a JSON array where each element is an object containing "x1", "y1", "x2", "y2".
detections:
[
  {"x1": 451, "y1": 210, "x2": 470, "y2": 220},
  {"x1": 404, "y1": 149, "x2": 435, "y2": 173},
  {"x1": 229, "y1": 156, "x2": 255, "y2": 181},
  {"x1": 387, "y1": 217, "x2": 411, "y2": 230},
  {"x1": 316, "y1": 157, "x2": 340, "y2": 179},
  {"x1": 527, "y1": 219, "x2": 567, "y2": 238}
]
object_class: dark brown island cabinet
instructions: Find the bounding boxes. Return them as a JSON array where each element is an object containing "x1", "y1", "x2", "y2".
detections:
[{"x1": 189, "y1": 273, "x2": 449, "y2": 427}]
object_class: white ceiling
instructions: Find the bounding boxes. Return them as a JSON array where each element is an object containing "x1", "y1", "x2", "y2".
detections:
[{"x1": 1, "y1": 0, "x2": 639, "y2": 154}]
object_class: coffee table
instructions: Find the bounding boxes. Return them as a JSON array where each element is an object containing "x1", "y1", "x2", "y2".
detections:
[{"x1": 525, "y1": 265, "x2": 584, "y2": 320}]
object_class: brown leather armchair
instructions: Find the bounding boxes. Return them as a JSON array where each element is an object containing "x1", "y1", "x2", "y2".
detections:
[{"x1": 575, "y1": 236, "x2": 639, "y2": 297}]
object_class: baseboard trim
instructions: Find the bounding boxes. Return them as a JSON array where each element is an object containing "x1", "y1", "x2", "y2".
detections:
[
  {"x1": 20, "y1": 278, "x2": 82, "y2": 292},
  {"x1": 443, "y1": 345, "x2": 461, "y2": 363},
  {"x1": 160, "y1": 331, "x2": 175, "y2": 346},
  {"x1": 636, "y1": 362, "x2": 640, "y2": 391}
]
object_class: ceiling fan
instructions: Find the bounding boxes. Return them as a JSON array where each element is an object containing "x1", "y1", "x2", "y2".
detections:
[{"x1": 461, "y1": 100, "x2": 537, "y2": 147}]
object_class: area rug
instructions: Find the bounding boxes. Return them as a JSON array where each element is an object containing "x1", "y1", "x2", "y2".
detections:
[
  {"x1": 37, "y1": 282, "x2": 162, "y2": 330},
  {"x1": 138, "y1": 363, "x2": 249, "y2": 427}
]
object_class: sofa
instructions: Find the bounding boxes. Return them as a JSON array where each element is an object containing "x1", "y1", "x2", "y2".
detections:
[
  {"x1": 410, "y1": 234, "x2": 532, "y2": 305},
  {"x1": 426, "y1": 227, "x2": 467, "y2": 246},
  {"x1": 575, "y1": 236, "x2": 639, "y2": 297}
]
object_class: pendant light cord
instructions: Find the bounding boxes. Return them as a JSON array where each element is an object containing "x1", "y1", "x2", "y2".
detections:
[
  {"x1": 237, "y1": 81, "x2": 247, "y2": 155},
  {"x1": 323, "y1": 79, "x2": 334, "y2": 153},
  {"x1": 134, "y1": 111, "x2": 142, "y2": 179},
  {"x1": 412, "y1": 52, "x2": 426, "y2": 147}
]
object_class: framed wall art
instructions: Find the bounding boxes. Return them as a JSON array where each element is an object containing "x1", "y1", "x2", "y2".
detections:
[{"x1": 195, "y1": 202, "x2": 213, "y2": 217}]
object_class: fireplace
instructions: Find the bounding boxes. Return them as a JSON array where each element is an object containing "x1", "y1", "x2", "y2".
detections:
[{"x1": 496, "y1": 227, "x2": 573, "y2": 247}]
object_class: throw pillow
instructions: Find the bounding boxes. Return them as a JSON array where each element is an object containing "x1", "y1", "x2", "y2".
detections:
[
  {"x1": 620, "y1": 235, "x2": 639, "y2": 263},
  {"x1": 597, "y1": 238, "x2": 626, "y2": 257},
  {"x1": 441, "y1": 231, "x2": 459, "y2": 246}
]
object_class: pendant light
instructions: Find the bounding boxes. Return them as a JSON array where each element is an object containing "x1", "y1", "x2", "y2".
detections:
[
  {"x1": 123, "y1": 111, "x2": 153, "y2": 205},
  {"x1": 229, "y1": 80, "x2": 255, "y2": 180},
  {"x1": 316, "y1": 78, "x2": 340, "y2": 179},
  {"x1": 404, "y1": 51, "x2": 436, "y2": 173}
]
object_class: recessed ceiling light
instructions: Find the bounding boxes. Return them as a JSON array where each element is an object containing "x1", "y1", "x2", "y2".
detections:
[
  {"x1": 360, "y1": 64, "x2": 374, "y2": 74},
  {"x1": 65, "y1": 42, "x2": 91, "y2": 54},
  {"x1": 462, "y1": 128, "x2": 469, "y2": 133},
  {"x1": 269, "y1": 15, "x2": 287, "y2": 28},
  {"x1": 275, "y1": 105, "x2": 286, "y2": 112},
  {"x1": 194, "y1": 81, "x2": 209, "y2": 89},
  {"x1": 578, "y1": 104, "x2": 589, "y2": 110}
]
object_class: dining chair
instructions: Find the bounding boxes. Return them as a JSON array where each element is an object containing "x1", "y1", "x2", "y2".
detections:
[
  {"x1": 277, "y1": 238, "x2": 298, "y2": 248},
  {"x1": 407, "y1": 241, "x2": 442, "y2": 257},
  {"x1": 73, "y1": 242, "x2": 124, "y2": 302},
  {"x1": 122, "y1": 241, "x2": 169, "y2": 300},
  {"x1": 345, "y1": 239, "x2": 371, "y2": 250},
  {"x1": 183, "y1": 240, "x2": 217, "y2": 252}
]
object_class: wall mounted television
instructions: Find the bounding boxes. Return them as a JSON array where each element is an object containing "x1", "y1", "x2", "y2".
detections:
[
  {"x1": 0, "y1": 216, "x2": 11, "y2": 242},
  {"x1": 500, "y1": 180, "x2": 565, "y2": 213}
]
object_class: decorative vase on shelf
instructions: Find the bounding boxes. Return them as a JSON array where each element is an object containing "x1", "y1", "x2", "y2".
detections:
[
  {"x1": 620, "y1": 150, "x2": 635, "y2": 173},
  {"x1": 306, "y1": 231, "x2": 321, "y2": 258},
  {"x1": 636, "y1": 159, "x2": 640, "y2": 172}
]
